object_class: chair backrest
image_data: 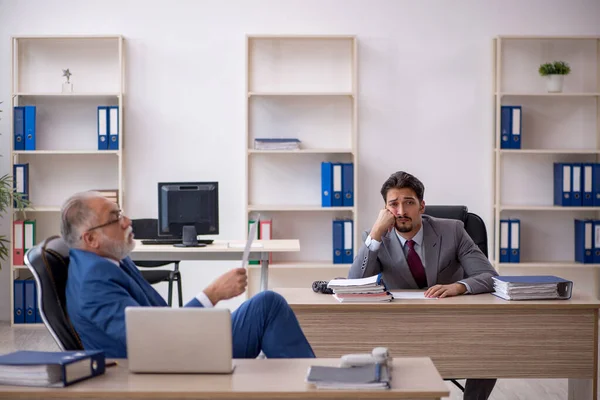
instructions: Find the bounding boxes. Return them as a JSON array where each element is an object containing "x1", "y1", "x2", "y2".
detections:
[
  {"x1": 24, "y1": 235, "x2": 84, "y2": 351},
  {"x1": 423, "y1": 205, "x2": 488, "y2": 258},
  {"x1": 131, "y1": 218, "x2": 176, "y2": 268}
]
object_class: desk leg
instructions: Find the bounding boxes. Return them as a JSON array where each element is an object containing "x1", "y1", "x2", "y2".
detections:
[{"x1": 260, "y1": 253, "x2": 268, "y2": 292}]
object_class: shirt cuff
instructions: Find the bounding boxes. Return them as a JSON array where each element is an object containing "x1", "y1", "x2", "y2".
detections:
[
  {"x1": 196, "y1": 291, "x2": 214, "y2": 308},
  {"x1": 458, "y1": 280, "x2": 472, "y2": 294},
  {"x1": 365, "y1": 235, "x2": 381, "y2": 252}
]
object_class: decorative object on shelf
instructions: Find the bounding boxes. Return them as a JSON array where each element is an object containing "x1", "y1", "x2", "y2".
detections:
[
  {"x1": 538, "y1": 61, "x2": 571, "y2": 93},
  {"x1": 61, "y1": 68, "x2": 73, "y2": 93}
]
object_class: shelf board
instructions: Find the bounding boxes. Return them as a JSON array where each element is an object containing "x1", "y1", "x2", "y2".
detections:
[
  {"x1": 248, "y1": 35, "x2": 356, "y2": 40},
  {"x1": 12, "y1": 265, "x2": 29, "y2": 270},
  {"x1": 248, "y1": 205, "x2": 355, "y2": 212},
  {"x1": 498, "y1": 205, "x2": 600, "y2": 211},
  {"x1": 497, "y1": 262, "x2": 600, "y2": 268},
  {"x1": 248, "y1": 91, "x2": 353, "y2": 97},
  {"x1": 14, "y1": 35, "x2": 123, "y2": 40},
  {"x1": 14, "y1": 92, "x2": 121, "y2": 97},
  {"x1": 11, "y1": 323, "x2": 46, "y2": 328},
  {"x1": 496, "y1": 35, "x2": 600, "y2": 40},
  {"x1": 497, "y1": 92, "x2": 600, "y2": 97},
  {"x1": 498, "y1": 149, "x2": 600, "y2": 155},
  {"x1": 249, "y1": 261, "x2": 351, "y2": 269},
  {"x1": 248, "y1": 149, "x2": 353, "y2": 154},
  {"x1": 13, "y1": 150, "x2": 120, "y2": 155},
  {"x1": 21, "y1": 206, "x2": 61, "y2": 212}
]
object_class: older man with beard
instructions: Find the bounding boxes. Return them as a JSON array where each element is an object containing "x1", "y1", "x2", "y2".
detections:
[{"x1": 63, "y1": 191, "x2": 314, "y2": 359}]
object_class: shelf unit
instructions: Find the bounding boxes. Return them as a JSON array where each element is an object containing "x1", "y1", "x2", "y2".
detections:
[
  {"x1": 492, "y1": 36, "x2": 600, "y2": 280},
  {"x1": 245, "y1": 35, "x2": 357, "y2": 294},
  {"x1": 9, "y1": 35, "x2": 125, "y2": 325}
]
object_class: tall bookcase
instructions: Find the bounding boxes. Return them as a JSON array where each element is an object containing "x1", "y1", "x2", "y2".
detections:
[
  {"x1": 9, "y1": 35, "x2": 125, "y2": 325},
  {"x1": 493, "y1": 36, "x2": 600, "y2": 293},
  {"x1": 245, "y1": 35, "x2": 358, "y2": 295}
]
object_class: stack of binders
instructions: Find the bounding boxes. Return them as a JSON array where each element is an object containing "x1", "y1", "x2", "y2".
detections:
[
  {"x1": 327, "y1": 274, "x2": 392, "y2": 303},
  {"x1": 500, "y1": 105, "x2": 521, "y2": 149},
  {"x1": 554, "y1": 163, "x2": 600, "y2": 207},
  {"x1": 13, "y1": 106, "x2": 36, "y2": 151},
  {"x1": 332, "y1": 219, "x2": 353, "y2": 264},
  {"x1": 321, "y1": 162, "x2": 353, "y2": 207},
  {"x1": 574, "y1": 219, "x2": 600, "y2": 263},
  {"x1": 97, "y1": 106, "x2": 119, "y2": 150},
  {"x1": 492, "y1": 275, "x2": 573, "y2": 300},
  {"x1": 498, "y1": 219, "x2": 520, "y2": 263}
]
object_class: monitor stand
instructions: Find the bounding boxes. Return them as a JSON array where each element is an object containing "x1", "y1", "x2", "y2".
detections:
[{"x1": 173, "y1": 226, "x2": 205, "y2": 248}]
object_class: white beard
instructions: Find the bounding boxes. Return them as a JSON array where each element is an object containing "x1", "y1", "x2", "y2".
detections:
[{"x1": 101, "y1": 226, "x2": 136, "y2": 260}]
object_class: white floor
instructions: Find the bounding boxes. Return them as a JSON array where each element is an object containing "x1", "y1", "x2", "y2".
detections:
[{"x1": 0, "y1": 322, "x2": 571, "y2": 399}]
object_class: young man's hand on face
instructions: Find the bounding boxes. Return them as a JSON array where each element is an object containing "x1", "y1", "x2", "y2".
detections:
[{"x1": 370, "y1": 209, "x2": 396, "y2": 241}]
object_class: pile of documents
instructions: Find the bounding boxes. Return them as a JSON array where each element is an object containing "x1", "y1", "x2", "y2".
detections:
[
  {"x1": 254, "y1": 138, "x2": 301, "y2": 150},
  {"x1": 327, "y1": 274, "x2": 392, "y2": 303},
  {"x1": 492, "y1": 275, "x2": 573, "y2": 301},
  {"x1": 306, "y1": 363, "x2": 391, "y2": 390}
]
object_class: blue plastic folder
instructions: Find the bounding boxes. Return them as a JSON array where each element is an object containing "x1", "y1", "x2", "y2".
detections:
[{"x1": 0, "y1": 350, "x2": 105, "y2": 387}]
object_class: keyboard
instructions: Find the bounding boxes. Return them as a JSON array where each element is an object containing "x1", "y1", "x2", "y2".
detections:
[{"x1": 140, "y1": 238, "x2": 214, "y2": 245}]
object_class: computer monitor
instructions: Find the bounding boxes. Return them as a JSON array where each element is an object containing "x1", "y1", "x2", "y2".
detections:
[{"x1": 157, "y1": 182, "x2": 219, "y2": 247}]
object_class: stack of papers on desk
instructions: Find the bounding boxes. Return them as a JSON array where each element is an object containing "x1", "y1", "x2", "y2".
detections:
[
  {"x1": 492, "y1": 275, "x2": 573, "y2": 300},
  {"x1": 327, "y1": 274, "x2": 392, "y2": 303},
  {"x1": 306, "y1": 363, "x2": 391, "y2": 390}
]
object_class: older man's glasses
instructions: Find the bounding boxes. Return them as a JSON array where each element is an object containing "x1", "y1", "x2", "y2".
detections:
[{"x1": 85, "y1": 210, "x2": 124, "y2": 234}]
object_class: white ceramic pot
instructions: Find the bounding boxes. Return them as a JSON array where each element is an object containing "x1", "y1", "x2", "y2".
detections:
[{"x1": 546, "y1": 74, "x2": 564, "y2": 93}]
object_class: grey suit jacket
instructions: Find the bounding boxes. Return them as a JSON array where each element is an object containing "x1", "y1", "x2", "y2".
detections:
[{"x1": 348, "y1": 215, "x2": 498, "y2": 294}]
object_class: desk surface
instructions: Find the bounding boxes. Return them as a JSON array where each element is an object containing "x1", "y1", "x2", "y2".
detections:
[
  {"x1": 275, "y1": 288, "x2": 600, "y2": 310},
  {"x1": 0, "y1": 358, "x2": 449, "y2": 400}
]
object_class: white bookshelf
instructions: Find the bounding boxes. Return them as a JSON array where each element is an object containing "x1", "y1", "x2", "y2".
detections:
[
  {"x1": 492, "y1": 36, "x2": 600, "y2": 284},
  {"x1": 245, "y1": 35, "x2": 357, "y2": 295},
  {"x1": 9, "y1": 35, "x2": 125, "y2": 326}
]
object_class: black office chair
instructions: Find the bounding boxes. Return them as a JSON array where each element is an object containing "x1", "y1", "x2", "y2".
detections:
[
  {"x1": 132, "y1": 218, "x2": 183, "y2": 307},
  {"x1": 24, "y1": 235, "x2": 84, "y2": 351},
  {"x1": 423, "y1": 205, "x2": 489, "y2": 394}
]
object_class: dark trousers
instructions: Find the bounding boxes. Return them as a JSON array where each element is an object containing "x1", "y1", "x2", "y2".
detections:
[{"x1": 464, "y1": 378, "x2": 496, "y2": 400}]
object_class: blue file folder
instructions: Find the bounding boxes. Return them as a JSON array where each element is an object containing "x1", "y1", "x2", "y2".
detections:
[
  {"x1": 108, "y1": 106, "x2": 119, "y2": 150},
  {"x1": 342, "y1": 163, "x2": 354, "y2": 207},
  {"x1": 342, "y1": 219, "x2": 353, "y2": 263},
  {"x1": 594, "y1": 164, "x2": 600, "y2": 206},
  {"x1": 593, "y1": 220, "x2": 600, "y2": 264},
  {"x1": 13, "y1": 163, "x2": 29, "y2": 206},
  {"x1": 582, "y1": 163, "x2": 594, "y2": 207},
  {"x1": 509, "y1": 106, "x2": 521, "y2": 149},
  {"x1": 332, "y1": 220, "x2": 344, "y2": 264},
  {"x1": 575, "y1": 219, "x2": 594, "y2": 263},
  {"x1": 499, "y1": 219, "x2": 510, "y2": 263},
  {"x1": 509, "y1": 219, "x2": 520, "y2": 263},
  {"x1": 13, "y1": 107, "x2": 25, "y2": 151},
  {"x1": 13, "y1": 280, "x2": 24, "y2": 324},
  {"x1": 97, "y1": 106, "x2": 108, "y2": 150},
  {"x1": 554, "y1": 163, "x2": 572, "y2": 206},
  {"x1": 24, "y1": 280, "x2": 36, "y2": 324},
  {"x1": 571, "y1": 163, "x2": 582, "y2": 206},
  {"x1": 321, "y1": 162, "x2": 333, "y2": 207},
  {"x1": 500, "y1": 106, "x2": 511, "y2": 149},
  {"x1": 24, "y1": 106, "x2": 36, "y2": 151}
]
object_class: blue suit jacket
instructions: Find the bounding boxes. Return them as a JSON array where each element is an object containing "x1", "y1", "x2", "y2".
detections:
[{"x1": 65, "y1": 249, "x2": 202, "y2": 358}]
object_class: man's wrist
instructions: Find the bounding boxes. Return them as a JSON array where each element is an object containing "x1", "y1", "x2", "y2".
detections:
[
  {"x1": 203, "y1": 287, "x2": 220, "y2": 305},
  {"x1": 455, "y1": 282, "x2": 468, "y2": 295},
  {"x1": 370, "y1": 226, "x2": 384, "y2": 241}
]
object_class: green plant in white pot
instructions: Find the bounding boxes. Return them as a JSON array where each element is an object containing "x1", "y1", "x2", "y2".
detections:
[{"x1": 538, "y1": 61, "x2": 571, "y2": 93}]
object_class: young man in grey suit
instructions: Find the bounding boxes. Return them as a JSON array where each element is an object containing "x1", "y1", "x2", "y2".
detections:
[{"x1": 348, "y1": 171, "x2": 498, "y2": 400}]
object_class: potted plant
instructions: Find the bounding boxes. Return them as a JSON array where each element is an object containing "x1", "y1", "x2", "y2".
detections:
[
  {"x1": 0, "y1": 101, "x2": 31, "y2": 270},
  {"x1": 538, "y1": 61, "x2": 571, "y2": 93}
]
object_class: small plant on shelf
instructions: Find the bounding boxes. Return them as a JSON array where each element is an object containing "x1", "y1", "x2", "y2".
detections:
[{"x1": 538, "y1": 61, "x2": 571, "y2": 93}]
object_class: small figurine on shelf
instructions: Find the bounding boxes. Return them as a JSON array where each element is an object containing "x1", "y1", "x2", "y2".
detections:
[{"x1": 62, "y1": 68, "x2": 73, "y2": 93}]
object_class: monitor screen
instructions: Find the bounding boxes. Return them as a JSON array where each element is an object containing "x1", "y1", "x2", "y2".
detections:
[{"x1": 158, "y1": 182, "x2": 219, "y2": 238}]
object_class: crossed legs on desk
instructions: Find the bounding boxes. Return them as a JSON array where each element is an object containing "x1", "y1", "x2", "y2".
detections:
[
  {"x1": 230, "y1": 291, "x2": 316, "y2": 359},
  {"x1": 464, "y1": 378, "x2": 496, "y2": 400}
]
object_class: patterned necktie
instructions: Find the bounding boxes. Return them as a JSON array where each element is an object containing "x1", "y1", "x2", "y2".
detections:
[{"x1": 406, "y1": 240, "x2": 427, "y2": 288}]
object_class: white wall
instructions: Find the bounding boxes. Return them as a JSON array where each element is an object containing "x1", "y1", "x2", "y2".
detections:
[{"x1": 0, "y1": 0, "x2": 599, "y2": 320}]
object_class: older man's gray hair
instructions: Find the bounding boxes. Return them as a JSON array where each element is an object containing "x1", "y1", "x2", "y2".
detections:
[{"x1": 60, "y1": 191, "x2": 104, "y2": 248}]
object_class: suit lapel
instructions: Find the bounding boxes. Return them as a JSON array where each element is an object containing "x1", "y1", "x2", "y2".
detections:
[
  {"x1": 422, "y1": 218, "x2": 440, "y2": 287},
  {"x1": 383, "y1": 230, "x2": 418, "y2": 288}
]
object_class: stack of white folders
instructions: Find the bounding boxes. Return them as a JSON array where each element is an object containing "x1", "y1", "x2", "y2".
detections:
[
  {"x1": 492, "y1": 276, "x2": 573, "y2": 301},
  {"x1": 327, "y1": 274, "x2": 392, "y2": 303},
  {"x1": 306, "y1": 363, "x2": 391, "y2": 390}
]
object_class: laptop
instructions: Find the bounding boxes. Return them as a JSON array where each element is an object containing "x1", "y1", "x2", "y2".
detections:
[{"x1": 125, "y1": 307, "x2": 233, "y2": 373}]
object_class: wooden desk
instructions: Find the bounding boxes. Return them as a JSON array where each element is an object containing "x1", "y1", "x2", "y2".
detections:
[
  {"x1": 130, "y1": 239, "x2": 300, "y2": 291},
  {"x1": 275, "y1": 288, "x2": 600, "y2": 400},
  {"x1": 0, "y1": 358, "x2": 449, "y2": 400}
]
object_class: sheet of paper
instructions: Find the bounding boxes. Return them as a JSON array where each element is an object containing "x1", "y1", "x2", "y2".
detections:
[
  {"x1": 241, "y1": 214, "x2": 260, "y2": 268},
  {"x1": 390, "y1": 291, "x2": 437, "y2": 300}
]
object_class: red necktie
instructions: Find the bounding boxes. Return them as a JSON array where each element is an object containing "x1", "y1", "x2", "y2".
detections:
[{"x1": 406, "y1": 240, "x2": 427, "y2": 288}]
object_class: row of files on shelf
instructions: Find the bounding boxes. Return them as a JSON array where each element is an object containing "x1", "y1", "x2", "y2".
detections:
[
  {"x1": 333, "y1": 219, "x2": 354, "y2": 264},
  {"x1": 97, "y1": 106, "x2": 119, "y2": 150},
  {"x1": 12, "y1": 220, "x2": 36, "y2": 266},
  {"x1": 574, "y1": 219, "x2": 600, "y2": 264},
  {"x1": 500, "y1": 105, "x2": 522, "y2": 149},
  {"x1": 499, "y1": 219, "x2": 520, "y2": 263},
  {"x1": 13, "y1": 280, "x2": 42, "y2": 324},
  {"x1": 321, "y1": 162, "x2": 353, "y2": 207},
  {"x1": 13, "y1": 106, "x2": 36, "y2": 150},
  {"x1": 554, "y1": 163, "x2": 600, "y2": 207}
]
